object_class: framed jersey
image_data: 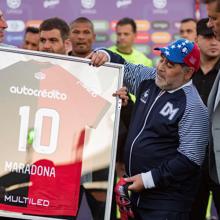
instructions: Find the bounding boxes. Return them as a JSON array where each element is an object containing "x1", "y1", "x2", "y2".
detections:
[{"x1": 0, "y1": 46, "x2": 123, "y2": 220}]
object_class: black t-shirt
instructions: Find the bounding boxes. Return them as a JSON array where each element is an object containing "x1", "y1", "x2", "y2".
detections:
[{"x1": 193, "y1": 58, "x2": 220, "y2": 106}]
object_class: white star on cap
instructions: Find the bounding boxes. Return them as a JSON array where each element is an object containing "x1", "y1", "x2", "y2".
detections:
[
  {"x1": 185, "y1": 40, "x2": 189, "y2": 44},
  {"x1": 182, "y1": 47, "x2": 188, "y2": 53},
  {"x1": 171, "y1": 45, "x2": 176, "y2": 49},
  {"x1": 182, "y1": 42, "x2": 186, "y2": 46},
  {"x1": 165, "y1": 50, "x2": 170, "y2": 56},
  {"x1": 177, "y1": 44, "x2": 182, "y2": 48}
]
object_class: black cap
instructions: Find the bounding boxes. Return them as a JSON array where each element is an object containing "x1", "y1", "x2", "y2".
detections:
[{"x1": 197, "y1": 18, "x2": 214, "y2": 36}]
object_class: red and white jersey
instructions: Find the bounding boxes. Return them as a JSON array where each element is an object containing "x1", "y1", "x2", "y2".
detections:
[{"x1": 0, "y1": 60, "x2": 110, "y2": 216}]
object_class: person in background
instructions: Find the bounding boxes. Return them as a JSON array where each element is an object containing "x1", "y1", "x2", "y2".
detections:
[
  {"x1": 109, "y1": 17, "x2": 152, "y2": 67},
  {"x1": 189, "y1": 17, "x2": 220, "y2": 220},
  {"x1": 39, "y1": 17, "x2": 70, "y2": 54},
  {"x1": 179, "y1": 18, "x2": 197, "y2": 42},
  {"x1": 69, "y1": 17, "x2": 95, "y2": 58},
  {"x1": 22, "y1": 26, "x2": 40, "y2": 51},
  {"x1": 0, "y1": 8, "x2": 15, "y2": 48},
  {"x1": 202, "y1": 0, "x2": 220, "y2": 186}
]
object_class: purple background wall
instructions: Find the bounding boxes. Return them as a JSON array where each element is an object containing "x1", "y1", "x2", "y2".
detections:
[{"x1": 1, "y1": 0, "x2": 207, "y2": 64}]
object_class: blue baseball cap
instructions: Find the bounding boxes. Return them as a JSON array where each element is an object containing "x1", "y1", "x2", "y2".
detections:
[{"x1": 154, "y1": 38, "x2": 200, "y2": 71}]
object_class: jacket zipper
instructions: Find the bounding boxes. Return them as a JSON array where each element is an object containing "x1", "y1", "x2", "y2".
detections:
[{"x1": 127, "y1": 90, "x2": 165, "y2": 206}]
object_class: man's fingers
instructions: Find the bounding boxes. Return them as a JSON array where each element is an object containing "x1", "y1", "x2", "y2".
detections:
[
  {"x1": 120, "y1": 93, "x2": 129, "y2": 99},
  {"x1": 95, "y1": 51, "x2": 108, "y2": 66},
  {"x1": 99, "y1": 55, "x2": 108, "y2": 65},
  {"x1": 87, "y1": 51, "x2": 108, "y2": 67},
  {"x1": 90, "y1": 52, "x2": 100, "y2": 66},
  {"x1": 87, "y1": 51, "x2": 98, "y2": 66},
  {"x1": 113, "y1": 94, "x2": 129, "y2": 106},
  {"x1": 124, "y1": 176, "x2": 134, "y2": 183},
  {"x1": 128, "y1": 182, "x2": 135, "y2": 191},
  {"x1": 113, "y1": 92, "x2": 126, "y2": 97},
  {"x1": 114, "y1": 87, "x2": 127, "y2": 95},
  {"x1": 122, "y1": 99, "x2": 128, "y2": 107}
]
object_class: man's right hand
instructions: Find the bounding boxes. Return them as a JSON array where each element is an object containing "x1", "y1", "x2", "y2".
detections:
[{"x1": 86, "y1": 50, "x2": 109, "y2": 67}]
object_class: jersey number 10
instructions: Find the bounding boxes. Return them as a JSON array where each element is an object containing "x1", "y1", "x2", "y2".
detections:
[{"x1": 18, "y1": 106, "x2": 59, "y2": 154}]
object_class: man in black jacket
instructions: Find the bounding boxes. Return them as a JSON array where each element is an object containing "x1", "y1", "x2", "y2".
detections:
[
  {"x1": 88, "y1": 39, "x2": 209, "y2": 220},
  {"x1": 190, "y1": 18, "x2": 220, "y2": 220}
]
